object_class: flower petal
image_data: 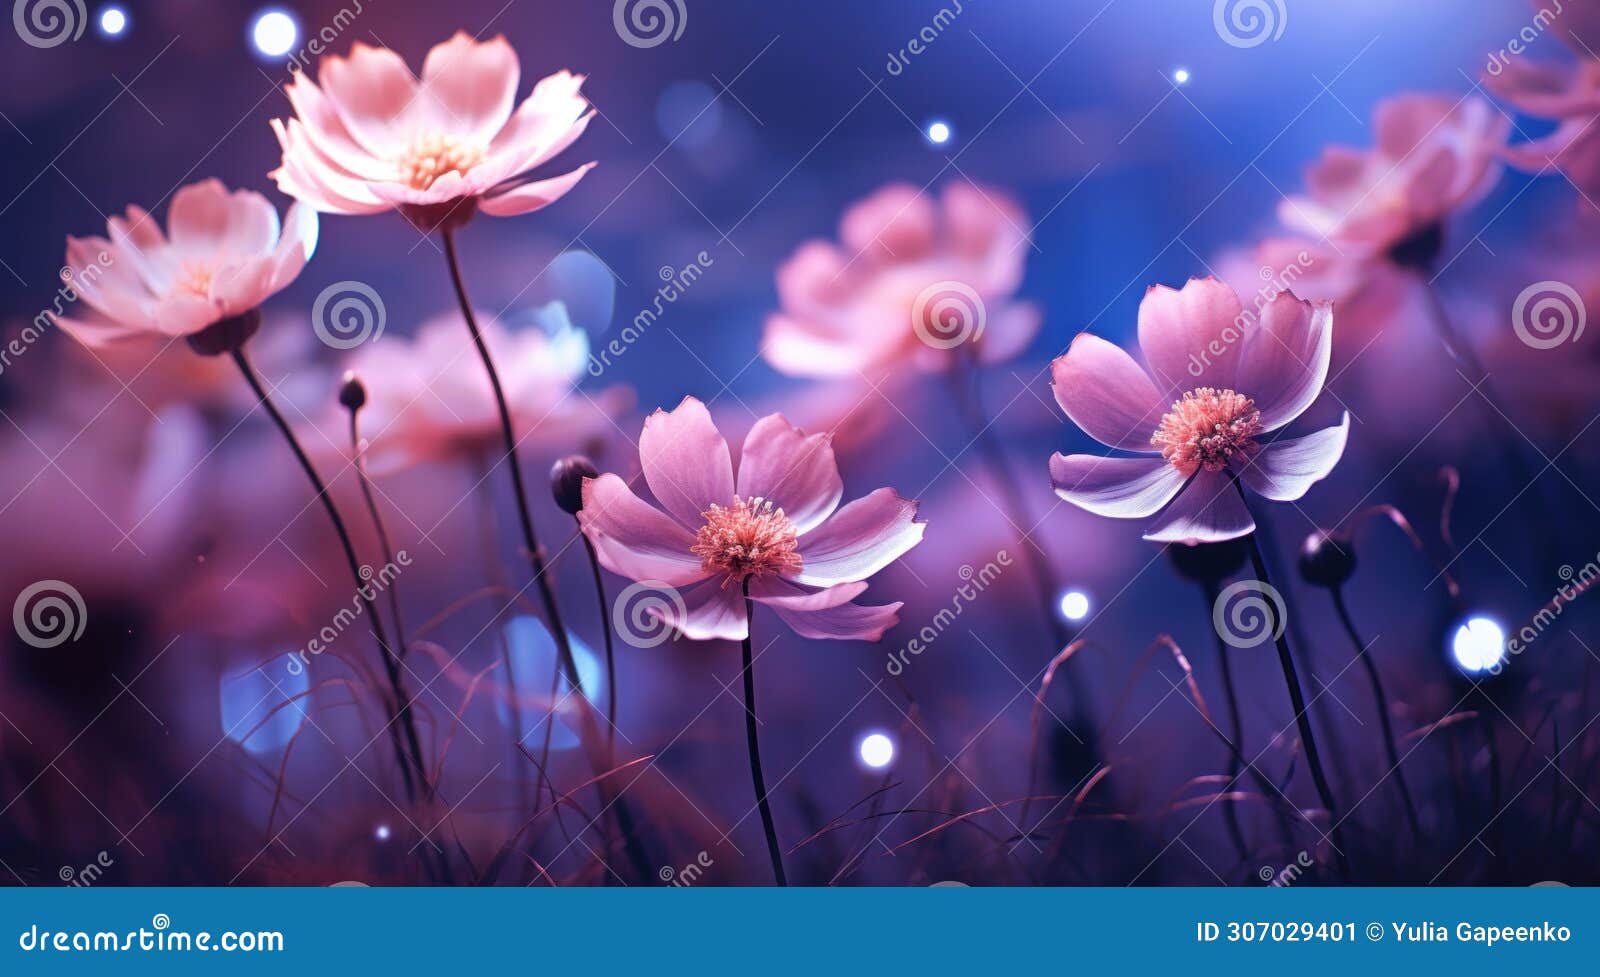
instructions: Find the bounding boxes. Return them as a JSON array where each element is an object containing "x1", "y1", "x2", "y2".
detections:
[
  {"x1": 769, "y1": 597, "x2": 902, "y2": 642},
  {"x1": 1142, "y1": 470, "x2": 1255, "y2": 545},
  {"x1": 1050, "y1": 333, "x2": 1166, "y2": 451},
  {"x1": 749, "y1": 576, "x2": 867, "y2": 611},
  {"x1": 839, "y1": 183, "x2": 936, "y2": 264},
  {"x1": 167, "y1": 180, "x2": 280, "y2": 258},
  {"x1": 268, "y1": 202, "x2": 319, "y2": 292},
  {"x1": 1239, "y1": 414, "x2": 1350, "y2": 502},
  {"x1": 655, "y1": 579, "x2": 746, "y2": 642},
  {"x1": 1049, "y1": 453, "x2": 1186, "y2": 518},
  {"x1": 1137, "y1": 277, "x2": 1247, "y2": 395},
  {"x1": 317, "y1": 41, "x2": 421, "y2": 157},
  {"x1": 477, "y1": 163, "x2": 595, "y2": 217},
  {"x1": 578, "y1": 473, "x2": 708, "y2": 587},
  {"x1": 1235, "y1": 294, "x2": 1332, "y2": 431},
  {"x1": 419, "y1": 32, "x2": 519, "y2": 145},
  {"x1": 640, "y1": 396, "x2": 735, "y2": 528},
  {"x1": 735, "y1": 414, "x2": 844, "y2": 534},
  {"x1": 793, "y1": 488, "x2": 923, "y2": 587}
]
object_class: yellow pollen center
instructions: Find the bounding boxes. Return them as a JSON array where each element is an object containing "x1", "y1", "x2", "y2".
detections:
[
  {"x1": 1151, "y1": 387, "x2": 1263, "y2": 477},
  {"x1": 397, "y1": 132, "x2": 484, "y2": 191},
  {"x1": 174, "y1": 261, "x2": 215, "y2": 299},
  {"x1": 691, "y1": 496, "x2": 802, "y2": 583}
]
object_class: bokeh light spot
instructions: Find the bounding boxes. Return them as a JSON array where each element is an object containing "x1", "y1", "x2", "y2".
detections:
[
  {"x1": 251, "y1": 9, "x2": 299, "y2": 59},
  {"x1": 1451, "y1": 616, "x2": 1507, "y2": 675},
  {"x1": 859, "y1": 732, "x2": 895, "y2": 769}
]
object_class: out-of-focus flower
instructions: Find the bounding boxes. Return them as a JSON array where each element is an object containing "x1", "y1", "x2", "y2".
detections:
[
  {"x1": 578, "y1": 397, "x2": 923, "y2": 641},
  {"x1": 1215, "y1": 236, "x2": 1410, "y2": 349},
  {"x1": 270, "y1": 32, "x2": 594, "y2": 230},
  {"x1": 345, "y1": 302, "x2": 629, "y2": 473},
  {"x1": 1049, "y1": 277, "x2": 1347, "y2": 545},
  {"x1": 51, "y1": 179, "x2": 317, "y2": 350},
  {"x1": 1279, "y1": 94, "x2": 1509, "y2": 264},
  {"x1": 1485, "y1": 57, "x2": 1600, "y2": 204},
  {"x1": 764, "y1": 182, "x2": 1039, "y2": 377}
]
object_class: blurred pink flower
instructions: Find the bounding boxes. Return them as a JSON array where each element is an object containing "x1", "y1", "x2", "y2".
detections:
[
  {"x1": 1485, "y1": 58, "x2": 1600, "y2": 203},
  {"x1": 51, "y1": 179, "x2": 317, "y2": 349},
  {"x1": 764, "y1": 182, "x2": 1039, "y2": 377},
  {"x1": 578, "y1": 397, "x2": 923, "y2": 641},
  {"x1": 345, "y1": 303, "x2": 629, "y2": 473},
  {"x1": 1215, "y1": 236, "x2": 1410, "y2": 350},
  {"x1": 1049, "y1": 278, "x2": 1347, "y2": 545},
  {"x1": 1279, "y1": 94, "x2": 1509, "y2": 259},
  {"x1": 270, "y1": 32, "x2": 594, "y2": 229}
]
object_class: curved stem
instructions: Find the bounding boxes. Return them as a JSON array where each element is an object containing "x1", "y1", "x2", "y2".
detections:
[
  {"x1": 580, "y1": 531, "x2": 619, "y2": 769},
  {"x1": 741, "y1": 579, "x2": 787, "y2": 885},
  {"x1": 1330, "y1": 586, "x2": 1423, "y2": 846},
  {"x1": 346, "y1": 411, "x2": 411, "y2": 662},
  {"x1": 1201, "y1": 580, "x2": 1251, "y2": 866},
  {"x1": 233, "y1": 348, "x2": 429, "y2": 801}
]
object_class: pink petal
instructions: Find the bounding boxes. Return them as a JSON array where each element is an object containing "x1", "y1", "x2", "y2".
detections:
[
  {"x1": 167, "y1": 180, "x2": 280, "y2": 258},
  {"x1": 1239, "y1": 413, "x2": 1349, "y2": 502},
  {"x1": 484, "y1": 70, "x2": 591, "y2": 173},
  {"x1": 473, "y1": 111, "x2": 594, "y2": 189},
  {"x1": 839, "y1": 183, "x2": 936, "y2": 265},
  {"x1": 208, "y1": 259, "x2": 276, "y2": 314},
  {"x1": 1049, "y1": 454, "x2": 1186, "y2": 518},
  {"x1": 769, "y1": 597, "x2": 902, "y2": 642},
  {"x1": 1137, "y1": 278, "x2": 1247, "y2": 395},
  {"x1": 773, "y1": 240, "x2": 852, "y2": 313},
  {"x1": 419, "y1": 33, "x2": 519, "y2": 145},
  {"x1": 793, "y1": 488, "x2": 923, "y2": 587},
  {"x1": 577, "y1": 473, "x2": 708, "y2": 587},
  {"x1": 268, "y1": 202, "x2": 319, "y2": 292},
  {"x1": 749, "y1": 576, "x2": 868, "y2": 611},
  {"x1": 106, "y1": 205, "x2": 174, "y2": 294},
  {"x1": 317, "y1": 41, "x2": 420, "y2": 158},
  {"x1": 1142, "y1": 470, "x2": 1255, "y2": 545},
  {"x1": 761, "y1": 312, "x2": 903, "y2": 378},
  {"x1": 477, "y1": 163, "x2": 595, "y2": 217},
  {"x1": 49, "y1": 310, "x2": 145, "y2": 348},
  {"x1": 974, "y1": 301, "x2": 1040, "y2": 366},
  {"x1": 656, "y1": 579, "x2": 746, "y2": 642},
  {"x1": 282, "y1": 73, "x2": 392, "y2": 180},
  {"x1": 1234, "y1": 294, "x2": 1332, "y2": 431},
  {"x1": 1374, "y1": 93, "x2": 1457, "y2": 160},
  {"x1": 639, "y1": 397, "x2": 735, "y2": 528},
  {"x1": 1050, "y1": 333, "x2": 1166, "y2": 451},
  {"x1": 735, "y1": 414, "x2": 843, "y2": 534},
  {"x1": 1483, "y1": 59, "x2": 1600, "y2": 119},
  {"x1": 270, "y1": 120, "x2": 392, "y2": 214},
  {"x1": 65, "y1": 236, "x2": 154, "y2": 327}
]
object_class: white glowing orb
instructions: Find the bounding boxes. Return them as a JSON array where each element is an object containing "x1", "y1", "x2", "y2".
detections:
[
  {"x1": 926, "y1": 121, "x2": 952, "y2": 145},
  {"x1": 374, "y1": 824, "x2": 392, "y2": 842},
  {"x1": 1173, "y1": 68, "x2": 1191, "y2": 85},
  {"x1": 98, "y1": 6, "x2": 127, "y2": 37},
  {"x1": 251, "y1": 10, "x2": 299, "y2": 58},
  {"x1": 858, "y1": 733, "x2": 895, "y2": 769},
  {"x1": 1451, "y1": 616, "x2": 1507, "y2": 675},
  {"x1": 1059, "y1": 590, "x2": 1090, "y2": 622}
]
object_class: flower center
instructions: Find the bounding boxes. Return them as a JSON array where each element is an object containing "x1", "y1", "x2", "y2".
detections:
[
  {"x1": 174, "y1": 261, "x2": 215, "y2": 299},
  {"x1": 1151, "y1": 387, "x2": 1263, "y2": 477},
  {"x1": 397, "y1": 132, "x2": 484, "y2": 191},
  {"x1": 691, "y1": 496, "x2": 802, "y2": 582}
]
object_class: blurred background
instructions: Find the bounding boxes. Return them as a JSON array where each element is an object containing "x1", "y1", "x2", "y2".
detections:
[{"x1": 2, "y1": 0, "x2": 1598, "y2": 885}]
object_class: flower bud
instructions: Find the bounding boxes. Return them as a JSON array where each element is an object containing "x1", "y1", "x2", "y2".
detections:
[
  {"x1": 550, "y1": 455, "x2": 598, "y2": 515},
  {"x1": 1298, "y1": 530, "x2": 1357, "y2": 589},
  {"x1": 338, "y1": 371, "x2": 367, "y2": 412}
]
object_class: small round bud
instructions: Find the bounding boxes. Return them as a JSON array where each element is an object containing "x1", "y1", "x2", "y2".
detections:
[
  {"x1": 338, "y1": 372, "x2": 367, "y2": 412},
  {"x1": 1298, "y1": 530, "x2": 1357, "y2": 589},
  {"x1": 551, "y1": 455, "x2": 599, "y2": 515},
  {"x1": 1166, "y1": 537, "x2": 1249, "y2": 584}
]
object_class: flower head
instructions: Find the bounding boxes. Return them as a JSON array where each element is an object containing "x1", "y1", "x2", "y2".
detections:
[
  {"x1": 1485, "y1": 57, "x2": 1600, "y2": 207},
  {"x1": 578, "y1": 398, "x2": 925, "y2": 641},
  {"x1": 52, "y1": 179, "x2": 317, "y2": 351},
  {"x1": 764, "y1": 182, "x2": 1039, "y2": 377},
  {"x1": 1049, "y1": 277, "x2": 1348, "y2": 545},
  {"x1": 269, "y1": 33, "x2": 595, "y2": 230}
]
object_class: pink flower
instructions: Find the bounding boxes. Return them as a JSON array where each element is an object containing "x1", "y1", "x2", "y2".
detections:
[
  {"x1": 1049, "y1": 278, "x2": 1348, "y2": 545},
  {"x1": 269, "y1": 33, "x2": 595, "y2": 230},
  {"x1": 1215, "y1": 236, "x2": 1411, "y2": 349},
  {"x1": 1279, "y1": 94, "x2": 1509, "y2": 259},
  {"x1": 1485, "y1": 58, "x2": 1600, "y2": 202},
  {"x1": 51, "y1": 179, "x2": 317, "y2": 349},
  {"x1": 345, "y1": 303, "x2": 629, "y2": 473},
  {"x1": 577, "y1": 398, "x2": 924, "y2": 641},
  {"x1": 764, "y1": 182, "x2": 1039, "y2": 377}
]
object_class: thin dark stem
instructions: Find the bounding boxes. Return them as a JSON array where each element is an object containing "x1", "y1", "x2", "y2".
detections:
[
  {"x1": 1201, "y1": 580, "x2": 1251, "y2": 866},
  {"x1": 346, "y1": 411, "x2": 410, "y2": 662},
  {"x1": 438, "y1": 228, "x2": 651, "y2": 881},
  {"x1": 1330, "y1": 586, "x2": 1423, "y2": 846},
  {"x1": 232, "y1": 348, "x2": 429, "y2": 802},
  {"x1": 741, "y1": 578, "x2": 787, "y2": 886},
  {"x1": 580, "y1": 531, "x2": 619, "y2": 768},
  {"x1": 1237, "y1": 486, "x2": 1352, "y2": 879}
]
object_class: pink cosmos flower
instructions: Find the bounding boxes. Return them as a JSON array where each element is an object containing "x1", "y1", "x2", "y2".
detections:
[
  {"x1": 1279, "y1": 94, "x2": 1509, "y2": 261},
  {"x1": 764, "y1": 182, "x2": 1039, "y2": 377},
  {"x1": 1485, "y1": 57, "x2": 1600, "y2": 203},
  {"x1": 1049, "y1": 278, "x2": 1348, "y2": 545},
  {"x1": 577, "y1": 398, "x2": 924, "y2": 641},
  {"x1": 51, "y1": 179, "x2": 317, "y2": 350},
  {"x1": 269, "y1": 32, "x2": 595, "y2": 230},
  {"x1": 344, "y1": 304, "x2": 629, "y2": 473}
]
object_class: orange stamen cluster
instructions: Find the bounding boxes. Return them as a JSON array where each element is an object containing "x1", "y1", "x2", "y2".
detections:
[
  {"x1": 1151, "y1": 387, "x2": 1263, "y2": 477},
  {"x1": 398, "y1": 133, "x2": 484, "y2": 191},
  {"x1": 692, "y1": 496, "x2": 802, "y2": 583}
]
